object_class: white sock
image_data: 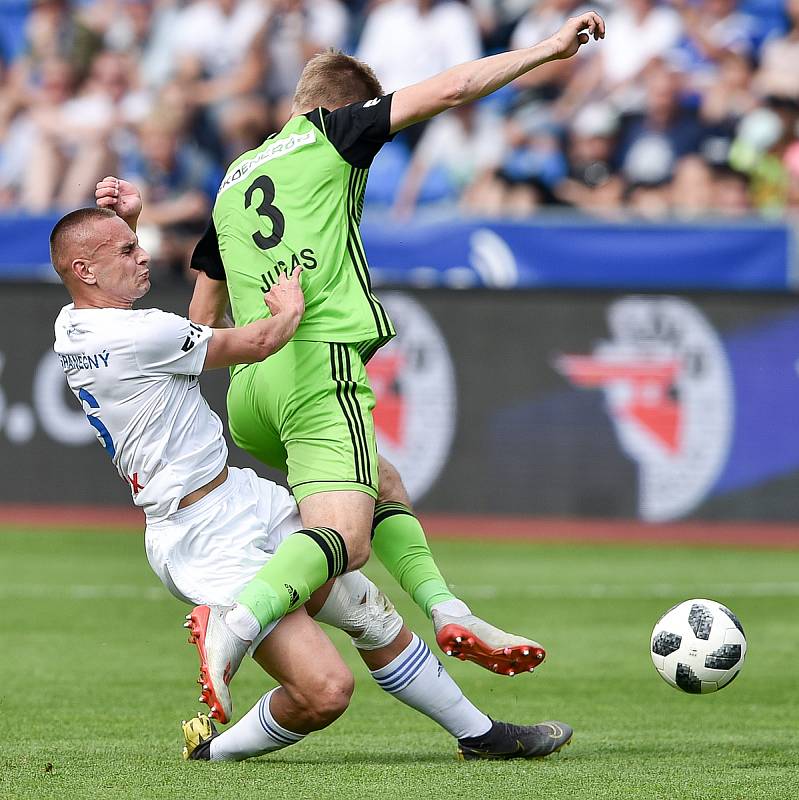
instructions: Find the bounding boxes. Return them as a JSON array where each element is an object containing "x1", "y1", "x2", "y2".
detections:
[
  {"x1": 370, "y1": 634, "x2": 491, "y2": 740},
  {"x1": 430, "y1": 598, "x2": 471, "y2": 617},
  {"x1": 209, "y1": 688, "x2": 306, "y2": 761},
  {"x1": 225, "y1": 603, "x2": 261, "y2": 642}
]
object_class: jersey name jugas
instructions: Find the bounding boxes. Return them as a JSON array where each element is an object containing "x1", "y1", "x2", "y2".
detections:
[{"x1": 259, "y1": 248, "x2": 318, "y2": 293}]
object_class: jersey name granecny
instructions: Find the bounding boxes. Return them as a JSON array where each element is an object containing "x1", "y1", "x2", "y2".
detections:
[
  {"x1": 192, "y1": 94, "x2": 397, "y2": 366},
  {"x1": 53, "y1": 304, "x2": 227, "y2": 523}
]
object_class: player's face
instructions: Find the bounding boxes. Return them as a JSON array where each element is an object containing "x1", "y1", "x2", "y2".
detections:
[{"x1": 92, "y1": 217, "x2": 151, "y2": 302}]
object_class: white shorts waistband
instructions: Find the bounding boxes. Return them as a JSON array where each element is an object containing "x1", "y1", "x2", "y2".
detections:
[{"x1": 147, "y1": 467, "x2": 239, "y2": 529}]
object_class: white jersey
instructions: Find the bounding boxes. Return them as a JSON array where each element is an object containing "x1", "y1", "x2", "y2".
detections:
[{"x1": 53, "y1": 304, "x2": 228, "y2": 523}]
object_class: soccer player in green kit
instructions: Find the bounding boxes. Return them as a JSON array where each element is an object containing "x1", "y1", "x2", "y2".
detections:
[{"x1": 186, "y1": 11, "x2": 605, "y2": 723}]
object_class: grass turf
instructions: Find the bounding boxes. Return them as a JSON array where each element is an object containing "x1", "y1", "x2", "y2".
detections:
[{"x1": 0, "y1": 529, "x2": 797, "y2": 800}]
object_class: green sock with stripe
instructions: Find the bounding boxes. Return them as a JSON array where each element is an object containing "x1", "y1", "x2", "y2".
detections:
[
  {"x1": 371, "y1": 502, "x2": 456, "y2": 618},
  {"x1": 236, "y1": 527, "x2": 348, "y2": 630}
]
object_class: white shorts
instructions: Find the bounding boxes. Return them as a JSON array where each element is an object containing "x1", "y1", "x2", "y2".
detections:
[{"x1": 145, "y1": 466, "x2": 301, "y2": 649}]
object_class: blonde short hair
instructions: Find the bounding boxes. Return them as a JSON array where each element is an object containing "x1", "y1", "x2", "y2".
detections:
[{"x1": 293, "y1": 50, "x2": 384, "y2": 113}]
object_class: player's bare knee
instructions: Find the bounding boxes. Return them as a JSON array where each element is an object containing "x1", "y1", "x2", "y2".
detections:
[
  {"x1": 338, "y1": 530, "x2": 370, "y2": 570},
  {"x1": 317, "y1": 670, "x2": 354, "y2": 722},
  {"x1": 292, "y1": 670, "x2": 353, "y2": 727},
  {"x1": 377, "y1": 456, "x2": 411, "y2": 506}
]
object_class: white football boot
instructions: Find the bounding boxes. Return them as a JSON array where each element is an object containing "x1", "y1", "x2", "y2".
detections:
[
  {"x1": 432, "y1": 610, "x2": 546, "y2": 676},
  {"x1": 184, "y1": 605, "x2": 250, "y2": 724}
]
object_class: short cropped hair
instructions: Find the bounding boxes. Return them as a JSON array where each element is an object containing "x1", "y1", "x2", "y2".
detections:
[
  {"x1": 293, "y1": 50, "x2": 384, "y2": 113},
  {"x1": 50, "y1": 207, "x2": 115, "y2": 278}
]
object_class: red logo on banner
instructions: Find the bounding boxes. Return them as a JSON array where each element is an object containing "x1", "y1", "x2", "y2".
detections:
[
  {"x1": 554, "y1": 297, "x2": 733, "y2": 522},
  {"x1": 367, "y1": 353, "x2": 405, "y2": 447},
  {"x1": 557, "y1": 356, "x2": 682, "y2": 454}
]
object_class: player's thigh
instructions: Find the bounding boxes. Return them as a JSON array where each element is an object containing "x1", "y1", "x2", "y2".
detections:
[
  {"x1": 227, "y1": 360, "x2": 289, "y2": 473},
  {"x1": 253, "y1": 607, "x2": 354, "y2": 709},
  {"x1": 376, "y1": 454, "x2": 412, "y2": 506},
  {"x1": 235, "y1": 340, "x2": 379, "y2": 501},
  {"x1": 287, "y1": 341, "x2": 379, "y2": 502}
]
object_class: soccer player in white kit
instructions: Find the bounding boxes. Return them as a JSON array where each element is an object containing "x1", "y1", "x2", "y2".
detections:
[{"x1": 50, "y1": 204, "x2": 573, "y2": 762}]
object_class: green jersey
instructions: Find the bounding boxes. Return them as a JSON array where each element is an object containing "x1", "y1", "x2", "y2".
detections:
[{"x1": 192, "y1": 95, "x2": 396, "y2": 361}]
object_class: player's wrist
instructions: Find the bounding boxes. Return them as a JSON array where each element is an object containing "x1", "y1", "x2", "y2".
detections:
[
  {"x1": 540, "y1": 35, "x2": 567, "y2": 62},
  {"x1": 119, "y1": 211, "x2": 141, "y2": 232}
]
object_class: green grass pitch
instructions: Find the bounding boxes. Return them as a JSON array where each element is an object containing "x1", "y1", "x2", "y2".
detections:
[{"x1": 1, "y1": 528, "x2": 797, "y2": 800}]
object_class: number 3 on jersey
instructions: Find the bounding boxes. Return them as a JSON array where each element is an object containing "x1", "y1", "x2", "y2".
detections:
[
  {"x1": 245, "y1": 175, "x2": 284, "y2": 250},
  {"x1": 79, "y1": 388, "x2": 116, "y2": 457}
]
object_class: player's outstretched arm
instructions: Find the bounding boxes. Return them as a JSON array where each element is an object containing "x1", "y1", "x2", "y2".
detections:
[
  {"x1": 203, "y1": 268, "x2": 304, "y2": 370},
  {"x1": 389, "y1": 12, "x2": 605, "y2": 133},
  {"x1": 95, "y1": 176, "x2": 142, "y2": 231}
]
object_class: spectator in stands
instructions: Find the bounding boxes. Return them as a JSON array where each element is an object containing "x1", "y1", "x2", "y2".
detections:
[
  {"x1": 729, "y1": 104, "x2": 791, "y2": 214},
  {"x1": 357, "y1": 0, "x2": 481, "y2": 94},
  {"x1": 262, "y1": 0, "x2": 350, "y2": 129},
  {"x1": 700, "y1": 50, "x2": 758, "y2": 135},
  {"x1": 0, "y1": 0, "x2": 789, "y2": 231},
  {"x1": 624, "y1": 181, "x2": 671, "y2": 220},
  {"x1": 19, "y1": 49, "x2": 151, "y2": 211},
  {"x1": 555, "y1": 101, "x2": 624, "y2": 216},
  {"x1": 104, "y1": 0, "x2": 183, "y2": 89},
  {"x1": 11, "y1": 0, "x2": 103, "y2": 88},
  {"x1": 123, "y1": 108, "x2": 220, "y2": 278},
  {"x1": 357, "y1": 0, "x2": 482, "y2": 149},
  {"x1": 785, "y1": 140, "x2": 799, "y2": 210},
  {"x1": 669, "y1": 0, "x2": 757, "y2": 90},
  {"x1": 711, "y1": 164, "x2": 753, "y2": 217},
  {"x1": 617, "y1": 60, "x2": 706, "y2": 187},
  {"x1": 472, "y1": 0, "x2": 542, "y2": 51},
  {"x1": 171, "y1": 0, "x2": 269, "y2": 160},
  {"x1": 669, "y1": 154, "x2": 715, "y2": 218},
  {"x1": 471, "y1": 114, "x2": 566, "y2": 217},
  {"x1": 508, "y1": 0, "x2": 583, "y2": 104},
  {"x1": 0, "y1": 56, "x2": 75, "y2": 207},
  {"x1": 393, "y1": 104, "x2": 505, "y2": 218},
  {"x1": 555, "y1": 0, "x2": 683, "y2": 116},
  {"x1": 754, "y1": 0, "x2": 799, "y2": 100}
]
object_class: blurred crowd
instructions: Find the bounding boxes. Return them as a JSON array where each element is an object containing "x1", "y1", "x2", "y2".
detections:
[{"x1": 1, "y1": 0, "x2": 799, "y2": 275}]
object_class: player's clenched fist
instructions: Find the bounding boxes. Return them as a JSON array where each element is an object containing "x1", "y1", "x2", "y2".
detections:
[
  {"x1": 263, "y1": 267, "x2": 305, "y2": 324},
  {"x1": 548, "y1": 12, "x2": 605, "y2": 60},
  {"x1": 95, "y1": 176, "x2": 142, "y2": 224}
]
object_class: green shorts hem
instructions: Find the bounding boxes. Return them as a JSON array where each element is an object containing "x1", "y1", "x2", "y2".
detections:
[{"x1": 291, "y1": 480, "x2": 378, "y2": 504}]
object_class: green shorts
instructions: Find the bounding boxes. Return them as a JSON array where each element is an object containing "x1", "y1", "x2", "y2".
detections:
[{"x1": 227, "y1": 340, "x2": 378, "y2": 503}]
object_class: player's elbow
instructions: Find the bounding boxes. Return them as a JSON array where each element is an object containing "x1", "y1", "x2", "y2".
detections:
[{"x1": 441, "y1": 75, "x2": 470, "y2": 107}]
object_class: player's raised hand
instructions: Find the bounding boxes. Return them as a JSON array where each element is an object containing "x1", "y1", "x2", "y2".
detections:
[
  {"x1": 263, "y1": 267, "x2": 305, "y2": 324},
  {"x1": 549, "y1": 12, "x2": 605, "y2": 60},
  {"x1": 95, "y1": 176, "x2": 142, "y2": 223}
]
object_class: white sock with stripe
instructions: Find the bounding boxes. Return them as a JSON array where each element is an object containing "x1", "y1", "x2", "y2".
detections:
[
  {"x1": 209, "y1": 688, "x2": 305, "y2": 761},
  {"x1": 370, "y1": 634, "x2": 491, "y2": 740}
]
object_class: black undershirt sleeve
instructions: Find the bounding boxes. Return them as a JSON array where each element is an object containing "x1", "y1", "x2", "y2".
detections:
[
  {"x1": 306, "y1": 93, "x2": 395, "y2": 169},
  {"x1": 190, "y1": 220, "x2": 226, "y2": 281}
]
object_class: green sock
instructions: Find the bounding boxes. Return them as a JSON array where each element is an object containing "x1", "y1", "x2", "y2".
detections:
[
  {"x1": 371, "y1": 502, "x2": 455, "y2": 618},
  {"x1": 237, "y1": 527, "x2": 348, "y2": 629}
]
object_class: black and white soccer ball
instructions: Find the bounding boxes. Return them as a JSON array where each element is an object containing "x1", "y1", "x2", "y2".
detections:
[{"x1": 650, "y1": 599, "x2": 746, "y2": 694}]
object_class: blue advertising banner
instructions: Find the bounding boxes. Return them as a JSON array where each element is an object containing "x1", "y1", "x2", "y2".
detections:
[
  {"x1": 1, "y1": 214, "x2": 795, "y2": 291},
  {"x1": 363, "y1": 218, "x2": 795, "y2": 291}
]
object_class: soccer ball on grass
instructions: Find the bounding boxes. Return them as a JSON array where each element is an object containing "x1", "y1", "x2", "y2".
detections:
[{"x1": 650, "y1": 598, "x2": 746, "y2": 694}]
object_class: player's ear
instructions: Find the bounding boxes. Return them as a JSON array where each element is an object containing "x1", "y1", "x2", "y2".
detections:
[{"x1": 72, "y1": 258, "x2": 97, "y2": 285}]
